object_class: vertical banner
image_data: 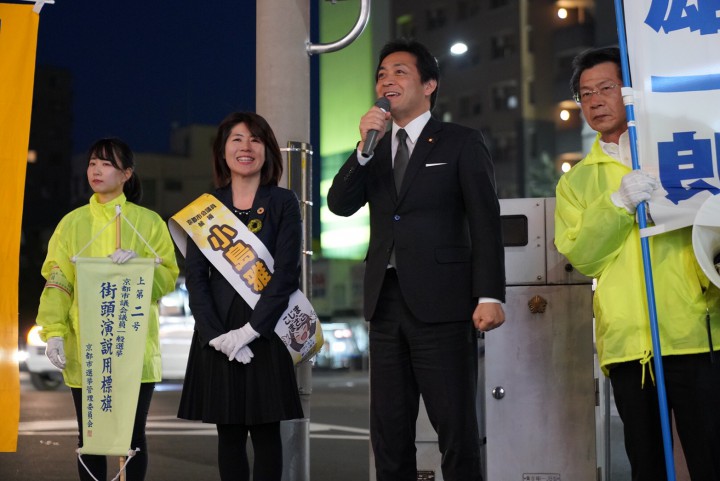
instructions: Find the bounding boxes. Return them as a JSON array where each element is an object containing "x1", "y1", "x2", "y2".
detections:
[
  {"x1": 624, "y1": 1, "x2": 720, "y2": 233},
  {"x1": 0, "y1": 3, "x2": 38, "y2": 453},
  {"x1": 75, "y1": 258, "x2": 155, "y2": 456}
]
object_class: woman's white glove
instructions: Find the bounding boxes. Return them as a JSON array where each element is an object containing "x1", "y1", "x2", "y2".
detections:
[
  {"x1": 209, "y1": 324, "x2": 260, "y2": 360},
  {"x1": 610, "y1": 171, "x2": 659, "y2": 214},
  {"x1": 45, "y1": 337, "x2": 66, "y2": 370},
  {"x1": 234, "y1": 346, "x2": 255, "y2": 364},
  {"x1": 109, "y1": 249, "x2": 138, "y2": 264}
]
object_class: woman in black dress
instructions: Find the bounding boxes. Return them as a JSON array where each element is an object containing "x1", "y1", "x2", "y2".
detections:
[{"x1": 177, "y1": 112, "x2": 303, "y2": 481}]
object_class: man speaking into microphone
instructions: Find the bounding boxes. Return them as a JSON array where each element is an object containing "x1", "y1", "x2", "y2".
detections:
[{"x1": 328, "y1": 39, "x2": 506, "y2": 481}]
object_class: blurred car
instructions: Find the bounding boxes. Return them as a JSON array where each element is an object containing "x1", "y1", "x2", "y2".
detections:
[
  {"x1": 24, "y1": 325, "x2": 64, "y2": 391},
  {"x1": 157, "y1": 279, "x2": 194, "y2": 380},
  {"x1": 314, "y1": 316, "x2": 368, "y2": 370},
  {"x1": 23, "y1": 279, "x2": 195, "y2": 390}
]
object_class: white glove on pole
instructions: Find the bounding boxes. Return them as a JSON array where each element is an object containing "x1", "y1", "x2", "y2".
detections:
[
  {"x1": 220, "y1": 324, "x2": 260, "y2": 360},
  {"x1": 610, "y1": 171, "x2": 660, "y2": 214},
  {"x1": 234, "y1": 346, "x2": 254, "y2": 364},
  {"x1": 109, "y1": 249, "x2": 138, "y2": 264},
  {"x1": 46, "y1": 337, "x2": 66, "y2": 370}
]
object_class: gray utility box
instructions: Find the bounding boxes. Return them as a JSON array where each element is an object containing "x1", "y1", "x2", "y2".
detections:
[
  {"x1": 486, "y1": 197, "x2": 600, "y2": 481},
  {"x1": 371, "y1": 198, "x2": 606, "y2": 481}
]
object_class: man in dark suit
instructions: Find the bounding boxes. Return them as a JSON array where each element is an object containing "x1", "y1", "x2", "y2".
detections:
[{"x1": 327, "y1": 39, "x2": 506, "y2": 481}]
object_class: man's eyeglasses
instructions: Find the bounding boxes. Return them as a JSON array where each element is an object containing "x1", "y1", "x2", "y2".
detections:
[{"x1": 574, "y1": 83, "x2": 620, "y2": 104}]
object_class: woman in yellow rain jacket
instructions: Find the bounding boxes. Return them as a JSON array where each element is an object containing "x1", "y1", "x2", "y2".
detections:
[{"x1": 35, "y1": 138, "x2": 178, "y2": 481}]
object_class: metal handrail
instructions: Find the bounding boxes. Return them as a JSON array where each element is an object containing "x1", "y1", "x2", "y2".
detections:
[{"x1": 306, "y1": 0, "x2": 371, "y2": 56}]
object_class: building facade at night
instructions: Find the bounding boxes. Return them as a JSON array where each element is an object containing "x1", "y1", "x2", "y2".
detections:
[{"x1": 389, "y1": 0, "x2": 617, "y2": 198}]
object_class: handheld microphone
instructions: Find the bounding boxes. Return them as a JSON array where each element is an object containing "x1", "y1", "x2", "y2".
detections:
[{"x1": 360, "y1": 97, "x2": 391, "y2": 158}]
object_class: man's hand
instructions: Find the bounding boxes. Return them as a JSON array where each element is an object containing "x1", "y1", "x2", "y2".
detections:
[
  {"x1": 45, "y1": 337, "x2": 66, "y2": 370},
  {"x1": 610, "y1": 171, "x2": 659, "y2": 214},
  {"x1": 473, "y1": 303, "x2": 505, "y2": 332},
  {"x1": 358, "y1": 105, "x2": 391, "y2": 155}
]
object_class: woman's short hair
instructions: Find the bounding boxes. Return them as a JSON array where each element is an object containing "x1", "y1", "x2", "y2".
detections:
[{"x1": 212, "y1": 112, "x2": 284, "y2": 188}]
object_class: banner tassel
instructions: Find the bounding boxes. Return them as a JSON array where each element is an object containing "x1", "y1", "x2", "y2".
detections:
[
  {"x1": 110, "y1": 448, "x2": 140, "y2": 481},
  {"x1": 76, "y1": 449, "x2": 101, "y2": 481},
  {"x1": 76, "y1": 447, "x2": 140, "y2": 481}
]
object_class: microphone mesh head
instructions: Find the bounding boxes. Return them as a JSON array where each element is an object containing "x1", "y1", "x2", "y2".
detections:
[{"x1": 375, "y1": 97, "x2": 391, "y2": 112}]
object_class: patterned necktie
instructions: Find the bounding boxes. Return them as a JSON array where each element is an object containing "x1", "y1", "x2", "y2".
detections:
[{"x1": 394, "y1": 129, "x2": 409, "y2": 192}]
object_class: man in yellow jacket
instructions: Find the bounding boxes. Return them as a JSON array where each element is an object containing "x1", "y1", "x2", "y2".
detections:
[{"x1": 555, "y1": 47, "x2": 720, "y2": 480}]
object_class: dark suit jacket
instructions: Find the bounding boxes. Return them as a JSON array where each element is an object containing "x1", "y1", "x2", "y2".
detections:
[
  {"x1": 327, "y1": 117, "x2": 505, "y2": 323},
  {"x1": 184, "y1": 184, "x2": 302, "y2": 345}
]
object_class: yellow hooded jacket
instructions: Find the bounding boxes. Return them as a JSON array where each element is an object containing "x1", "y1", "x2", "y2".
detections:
[
  {"x1": 36, "y1": 193, "x2": 179, "y2": 388},
  {"x1": 555, "y1": 135, "x2": 719, "y2": 377}
]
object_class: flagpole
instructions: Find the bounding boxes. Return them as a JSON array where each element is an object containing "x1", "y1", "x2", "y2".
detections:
[
  {"x1": 115, "y1": 205, "x2": 122, "y2": 250},
  {"x1": 114, "y1": 204, "x2": 126, "y2": 481},
  {"x1": 613, "y1": 1, "x2": 676, "y2": 479}
]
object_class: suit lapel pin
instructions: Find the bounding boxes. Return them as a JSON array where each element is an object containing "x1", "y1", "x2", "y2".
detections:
[
  {"x1": 257, "y1": 207, "x2": 265, "y2": 215},
  {"x1": 427, "y1": 137, "x2": 435, "y2": 143}
]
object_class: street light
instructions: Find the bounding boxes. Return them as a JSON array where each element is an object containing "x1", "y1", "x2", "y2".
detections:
[{"x1": 450, "y1": 42, "x2": 468, "y2": 56}]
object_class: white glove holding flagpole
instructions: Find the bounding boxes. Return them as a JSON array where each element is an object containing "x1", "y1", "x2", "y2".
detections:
[
  {"x1": 109, "y1": 204, "x2": 138, "y2": 264},
  {"x1": 45, "y1": 337, "x2": 66, "y2": 370},
  {"x1": 610, "y1": 171, "x2": 659, "y2": 214},
  {"x1": 109, "y1": 249, "x2": 138, "y2": 264}
]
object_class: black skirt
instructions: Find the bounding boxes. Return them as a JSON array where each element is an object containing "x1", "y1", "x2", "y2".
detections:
[{"x1": 177, "y1": 295, "x2": 304, "y2": 425}]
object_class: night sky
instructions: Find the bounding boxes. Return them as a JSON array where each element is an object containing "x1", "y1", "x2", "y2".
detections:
[{"x1": 31, "y1": 0, "x2": 256, "y2": 153}]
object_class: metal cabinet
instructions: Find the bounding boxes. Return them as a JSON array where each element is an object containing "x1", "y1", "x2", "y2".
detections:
[{"x1": 483, "y1": 284, "x2": 595, "y2": 481}]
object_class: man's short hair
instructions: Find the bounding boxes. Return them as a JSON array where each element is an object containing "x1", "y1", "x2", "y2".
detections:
[
  {"x1": 569, "y1": 46, "x2": 622, "y2": 99},
  {"x1": 377, "y1": 39, "x2": 440, "y2": 110}
]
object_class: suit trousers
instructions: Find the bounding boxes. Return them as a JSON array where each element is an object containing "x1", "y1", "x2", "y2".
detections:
[
  {"x1": 369, "y1": 268, "x2": 483, "y2": 481},
  {"x1": 609, "y1": 353, "x2": 720, "y2": 481}
]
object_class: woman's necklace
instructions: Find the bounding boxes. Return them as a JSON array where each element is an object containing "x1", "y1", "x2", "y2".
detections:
[{"x1": 231, "y1": 206, "x2": 251, "y2": 219}]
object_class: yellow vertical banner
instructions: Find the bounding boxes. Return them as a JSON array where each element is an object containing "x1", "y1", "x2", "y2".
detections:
[
  {"x1": 75, "y1": 258, "x2": 155, "y2": 456},
  {"x1": 0, "y1": 3, "x2": 39, "y2": 453}
]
